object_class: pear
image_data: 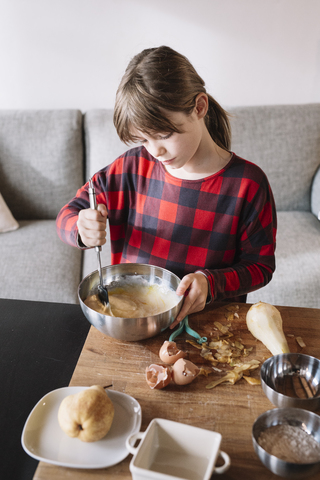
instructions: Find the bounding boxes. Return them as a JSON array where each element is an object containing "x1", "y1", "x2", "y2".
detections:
[
  {"x1": 58, "y1": 385, "x2": 114, "y2": 442},
  {"x1": 246, "y1": 301, "x2": 290, "y2": 356}
]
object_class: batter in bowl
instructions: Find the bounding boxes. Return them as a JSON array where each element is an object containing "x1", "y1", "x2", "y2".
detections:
[{"x1": 84, "y1": 284, "x2": 180, "y2": 318}]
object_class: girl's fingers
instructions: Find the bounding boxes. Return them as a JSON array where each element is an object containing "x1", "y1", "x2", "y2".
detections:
[
  {"x1": 176, "y1": 276, "x2": 192, "y2": 296},
  {"x1": 171, "y1": 273, "x2": 209, "y2": 328},
  {"x1": 77, "y1": 207, "x2": 107, "y2": 247},
  {"x1": 97, "y1": 203, "x2": 108, "y2": 217}
]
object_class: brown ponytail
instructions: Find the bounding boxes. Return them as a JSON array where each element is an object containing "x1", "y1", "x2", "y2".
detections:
[
  {"x1": 114, "y1": 46, "x2": 231, "y2": 150},
  {"x1": 206, "y1": 94, "x2": 231, "y2": 150}
]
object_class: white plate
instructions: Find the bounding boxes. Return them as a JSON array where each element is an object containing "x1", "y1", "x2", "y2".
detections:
[{"x1": 21, "y1": 387, "x2": 142, "y2": 469}]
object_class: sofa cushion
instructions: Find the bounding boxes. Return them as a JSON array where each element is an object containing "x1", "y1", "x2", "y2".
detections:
[
  {"x1": 0, "y1": 110, "x2": 84, "y2": 220},
  {"x1": 248, "y1": 211, "x2": 320, "y2": 308},
  {"x1": 0, "y1": 220, "x2": 82, "y2": 303},
  {"x1": 229, "y1": 104, "x2": 320, "y2": 212}
]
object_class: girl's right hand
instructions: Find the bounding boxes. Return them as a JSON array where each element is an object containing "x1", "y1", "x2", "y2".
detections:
[{"x1": 77, "y1": 204, "x2": 108, "y2": 247}]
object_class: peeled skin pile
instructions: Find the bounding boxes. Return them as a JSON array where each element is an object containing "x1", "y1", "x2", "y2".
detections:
[
  {"x1": 58, "y1": 385, "x2": 114, "y2": 442},
  {"x1": 246, "y1": 302, "x2": 290, "y2": 356}
]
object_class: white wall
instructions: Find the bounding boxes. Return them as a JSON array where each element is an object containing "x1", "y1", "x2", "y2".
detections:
[{"x1": 0, "y1": 0, "x2": 319, "y2": 111}]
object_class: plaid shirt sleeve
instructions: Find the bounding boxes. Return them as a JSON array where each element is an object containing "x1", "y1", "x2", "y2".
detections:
[{"x1": 56, "y1": 148, "x2": 276, "y2": 303}]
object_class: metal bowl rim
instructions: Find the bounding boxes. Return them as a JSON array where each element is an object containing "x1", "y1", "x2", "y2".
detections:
[
  {"x1": 260, "y1": 353, "x2": 320, "y2": 403},
  {"x1": 80, "y1": 262, "x2": 183, "y2": 285}
]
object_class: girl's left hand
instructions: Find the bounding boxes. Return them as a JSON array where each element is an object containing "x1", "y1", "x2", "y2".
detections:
[{"x1": 170, "y1": 273, "x2": 209, "y2": 329}]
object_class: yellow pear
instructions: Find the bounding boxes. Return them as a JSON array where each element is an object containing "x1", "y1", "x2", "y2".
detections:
[
  {"x1": 246, "y1": 301, "x2": 290, "y2": 356},
  {"x1": 58, "y1": 385, "x2": 114, "y2": 442}
]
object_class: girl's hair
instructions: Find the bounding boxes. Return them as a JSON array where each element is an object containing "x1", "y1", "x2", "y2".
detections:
[{"x1": 113, "y1": 46, "x2": 231, "y2": 150}]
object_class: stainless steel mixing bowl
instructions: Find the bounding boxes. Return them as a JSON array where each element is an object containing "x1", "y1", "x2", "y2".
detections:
[
  {"x1": 252, "y1": 407, "x2": 320, "y2": 478},
  {"x1": 260, "y1": 353, "x2": 320, "y2": 411},
  {"x1": 78, "y1": 263, "x2": 183, "y2": 341}
]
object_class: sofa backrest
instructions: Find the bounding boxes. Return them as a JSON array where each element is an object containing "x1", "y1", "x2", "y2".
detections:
[
  {"x1": 84, "y1": 105, "x2": 320, "y2": 213},
  {"x1": 84, "y1": 110, "x2": 128, "y2": 181},
  {"x1": 0, "y1": 110, "x2": 84, "y2": 220},
  {"x1": 229, "y1": 104, "x2": 320, "y2": 212}
]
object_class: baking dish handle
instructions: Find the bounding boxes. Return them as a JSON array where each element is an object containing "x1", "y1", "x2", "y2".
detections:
[
  {"x1": 125, "y1": 431, "x2": 145, "y2": 455},
  {"x1": 214, "y1": 450, "x2": 231, "y2": 474}
]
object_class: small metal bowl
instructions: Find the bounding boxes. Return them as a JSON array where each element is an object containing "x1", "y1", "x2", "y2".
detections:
[
  {"x1": 260, "y1": 353, "x2": 320, "y2": 411},
  {"x1": 252, "y1": 408, "x2": 320, "y2": 478},
  {"x1": 78, "y1": 263, "x2": 183, "y2": 341}
]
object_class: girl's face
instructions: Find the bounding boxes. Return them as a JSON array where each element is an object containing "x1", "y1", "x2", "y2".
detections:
[{"x1": 132, "y1": 109, "x2": 206, "y2": 172}]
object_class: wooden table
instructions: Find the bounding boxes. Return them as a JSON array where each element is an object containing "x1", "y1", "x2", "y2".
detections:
[{"x1": 33, "y1": 302, "x2": 320, "y2": 480}]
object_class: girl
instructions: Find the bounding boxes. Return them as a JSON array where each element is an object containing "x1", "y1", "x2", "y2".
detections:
[{"x1": 56, "y1": 46, "x2": 276, "y2": 328}]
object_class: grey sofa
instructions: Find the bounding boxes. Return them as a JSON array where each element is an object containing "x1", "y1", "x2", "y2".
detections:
[{"x1": 0, "y1": 105, "x2": 319, "y2": 308}]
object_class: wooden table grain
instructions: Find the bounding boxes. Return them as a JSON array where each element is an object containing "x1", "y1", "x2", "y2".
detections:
[{"x1": 33, "y1": 302, "x2": 320, "y2": 480}]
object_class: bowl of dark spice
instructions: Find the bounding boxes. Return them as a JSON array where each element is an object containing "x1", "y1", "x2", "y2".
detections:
[
  {"x1": 260, "y1": 353, "x2": 320, "y2": 411},
  {"x1": 252, "y1": 407, "x2": 320, "y2": 478}
]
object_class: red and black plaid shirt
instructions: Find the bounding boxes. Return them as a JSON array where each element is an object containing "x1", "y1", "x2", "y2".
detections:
[{"x1": 56, "y1": 147, "x2": 276, "y2": 303}]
